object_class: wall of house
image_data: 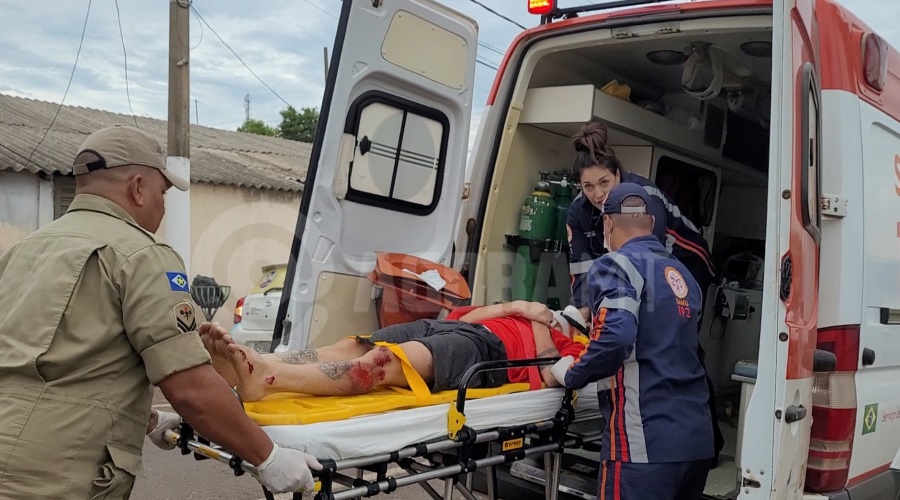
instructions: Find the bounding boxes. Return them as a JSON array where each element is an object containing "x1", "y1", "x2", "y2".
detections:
[
  {"x1": 0, "y1": 170, "x2": 53, "y2": 254},
  {"x1": 1, "y1": 172, "x2": 301, "y2": 330},
  {"x1": 159, "y1": 183, "x2": 301, "y2": 327}
]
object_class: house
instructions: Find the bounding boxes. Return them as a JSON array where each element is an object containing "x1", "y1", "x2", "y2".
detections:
[{"x1": 0, "y1": 93, "x2": 310, "y2": 326}]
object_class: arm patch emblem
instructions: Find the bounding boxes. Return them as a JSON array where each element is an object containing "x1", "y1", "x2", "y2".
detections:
[{"x1": 174, "y1": 301, "x2": 197, "y2": 333}]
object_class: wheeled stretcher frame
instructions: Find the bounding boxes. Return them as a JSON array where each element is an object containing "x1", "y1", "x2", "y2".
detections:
[{"x1": 166, "y1": 358, "x2": 602, "y2": 500}]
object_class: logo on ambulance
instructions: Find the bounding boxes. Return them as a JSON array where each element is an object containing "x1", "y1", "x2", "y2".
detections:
[{"x1": 664, "y1": 267, "x2": 689, "y2": 299}]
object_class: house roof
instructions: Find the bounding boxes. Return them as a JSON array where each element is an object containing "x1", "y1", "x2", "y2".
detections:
[{"x1": 0, "y1": 93, "x2": 310, "y2": 192}]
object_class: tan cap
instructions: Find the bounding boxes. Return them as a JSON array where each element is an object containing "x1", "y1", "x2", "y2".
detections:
[{"x1": 72, "y1": 125, "x2": 190, "y2": 191}]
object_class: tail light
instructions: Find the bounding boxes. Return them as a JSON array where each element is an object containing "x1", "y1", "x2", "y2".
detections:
[
  {"x1": 806, "y1": 325, "x2": 861, "y2": 493},
  {"x1": 234, "y1": 296, "x2": 245, "y2": 324}
]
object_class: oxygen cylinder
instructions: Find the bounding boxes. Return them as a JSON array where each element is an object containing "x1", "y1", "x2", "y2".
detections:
[
  {"x1": 553, "y1": 170, "x2": 575, "y2": 242},
  {"x1": 511, "y1": 172, "x2": 557, "y2": 302},
  {"x1": 546, "y1": 170, "x2": 575, "y2": 310}
]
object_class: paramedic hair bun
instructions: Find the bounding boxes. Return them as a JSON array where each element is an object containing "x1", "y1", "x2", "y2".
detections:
[{"x1": 572, "y1": 122, "x2": 613, "y2": 158}]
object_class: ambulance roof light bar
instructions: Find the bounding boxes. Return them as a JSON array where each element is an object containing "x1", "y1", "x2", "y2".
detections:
[{"x1": 528, "y1": 0, "x2": 675, "y2": 25}]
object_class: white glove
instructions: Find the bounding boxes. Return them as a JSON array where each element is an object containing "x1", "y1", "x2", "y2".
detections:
[
  {"x1": 551, "y1": 355, "x2": 575, "y2": 386},
  {"x1": 256, "y1": 443, "x2": 323, "y2": 494},
  {"x1": 147, "y1": 410, "x2": 182, "y2": 450}
]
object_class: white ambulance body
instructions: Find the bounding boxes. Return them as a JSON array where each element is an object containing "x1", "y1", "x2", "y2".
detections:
[{"x1": 273, "y1": 0, "x2": 900, "y2": 497}]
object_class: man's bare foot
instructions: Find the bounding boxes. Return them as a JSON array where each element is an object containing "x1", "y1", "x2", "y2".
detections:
[
  {"x1": 223, "y1": 340, "x2": 276, "y2": 402},
  {"x1": 199, "y1": 322, "x2": 238, "y2": 386}
]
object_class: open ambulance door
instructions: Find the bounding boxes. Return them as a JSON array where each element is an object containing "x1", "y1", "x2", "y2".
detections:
[
  {"x1": 739, "y1": 0, "x2": 826, "y2": 498},
  {"x1": 271, "y1": 0, "x2": 478, "y2": 351}
]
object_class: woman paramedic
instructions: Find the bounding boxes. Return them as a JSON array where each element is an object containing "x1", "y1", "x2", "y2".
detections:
[{"x1": 564, "y1": 121, "x2": 724, "y2": 467}]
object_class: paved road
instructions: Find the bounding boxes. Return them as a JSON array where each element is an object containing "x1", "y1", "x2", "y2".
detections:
[{"x1": 132, "y1": 390, "x2": 491, "y2": 499}]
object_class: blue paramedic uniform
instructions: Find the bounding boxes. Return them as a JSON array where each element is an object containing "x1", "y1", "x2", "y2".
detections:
[
  {"x1": 567, "y1": 171, "x2": 715, "y2": 310},
  {"x1": 564, "y1": 183, "x2": 714, "y2": 499}
]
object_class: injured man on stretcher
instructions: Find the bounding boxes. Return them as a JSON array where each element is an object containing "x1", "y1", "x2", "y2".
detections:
[{"x1": 201, "y1": 301, "x2": 586, "y2": 402}]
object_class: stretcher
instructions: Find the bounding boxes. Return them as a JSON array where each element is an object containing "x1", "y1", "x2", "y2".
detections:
[{"x1": 167, "y1": 358, "x2": 604, "y2": 500}]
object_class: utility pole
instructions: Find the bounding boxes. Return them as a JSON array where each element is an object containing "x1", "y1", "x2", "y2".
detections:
[
  {"x1": 245, "y1": 93, "x2": 251, "y2": 123},
  {"x1": 167, "y1": 0, "x2": 191, "y2": 276},
  {"x1": 195, "y1": 99, "x2": 199, "y2": 125}
]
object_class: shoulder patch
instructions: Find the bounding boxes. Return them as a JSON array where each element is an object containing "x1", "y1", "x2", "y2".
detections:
[
  {"x1": 664, "y1": 267, "x2": 689, "y2": 299},
  {"x1": 174, "y1": 301, "x2": 197, "y2": 333},
  {"x1": 166, "y1": 272, "x2": 189, "y2": 292}
]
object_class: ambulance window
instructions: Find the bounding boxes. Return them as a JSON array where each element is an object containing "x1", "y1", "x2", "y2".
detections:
[
  {"x1": 654, "y1": 156, "x2": 718, "y2": 229},
  {"x1": 344, "y1": 92, "x2": 448, "y2": 216},
  {"x1": 801, "y1": 64, "x2": 822, "y2": 242}
]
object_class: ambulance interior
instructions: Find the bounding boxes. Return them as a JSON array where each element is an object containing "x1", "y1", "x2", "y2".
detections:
[{"x1": 473, "y1": 14, "x2": 774, "y2": 498}]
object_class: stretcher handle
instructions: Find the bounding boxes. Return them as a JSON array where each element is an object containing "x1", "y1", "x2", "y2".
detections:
[{"x1": 455, "y1": 358, "x2": 562, "y2": 415}]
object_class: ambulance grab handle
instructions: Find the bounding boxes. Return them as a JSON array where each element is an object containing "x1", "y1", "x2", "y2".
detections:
[
  {"x1": 784, "y1": 405, "x2": 807, "y2": 424},
  {"x1": 813, "y1": 349, "x2": 837, "y2": 372}
]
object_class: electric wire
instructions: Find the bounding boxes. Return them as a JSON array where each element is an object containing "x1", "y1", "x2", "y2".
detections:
[
  {"x1": 189, "y1": 5, "x2": 294, "y2": 109},
  {"x1": 464, "y1": 0, "x2": 527, "y2": 30},
  {"x1": 114, "y1": 0, "x2": 139, "y2": 127},
  {"x1": 24, "y1": 0, "x2": 92, "y2": 170}
]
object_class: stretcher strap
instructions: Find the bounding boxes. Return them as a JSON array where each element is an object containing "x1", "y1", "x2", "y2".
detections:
[{"x1": 373, "y1": 341, "x2": 433, "y2": 404}]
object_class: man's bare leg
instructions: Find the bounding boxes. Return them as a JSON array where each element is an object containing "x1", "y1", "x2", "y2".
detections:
[
  {"x1": 221, "y1": 336, "x2": 435, "y2": 401},
  {"x1": 272, "y1": 338, "x2": 369, "y2": 365},
  {"x1": 199, "y1": 323, "x2": 369, "y2": 384}
]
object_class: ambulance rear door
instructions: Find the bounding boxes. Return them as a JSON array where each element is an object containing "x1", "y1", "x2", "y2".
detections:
[
  {"x1": 272, "y1": 0, "x2": 478, "y2": 351},
  {"x1": 738, "y1": 0, "x2": 824, "y2": 498}
]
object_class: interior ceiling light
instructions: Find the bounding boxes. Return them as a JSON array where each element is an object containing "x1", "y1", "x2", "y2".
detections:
[
  {"x1": 646, "y1": 50, "x2": 688, "y2": 66},
  {"x1": 740, "y1": 41, "x2": 772, "y2": 58}
]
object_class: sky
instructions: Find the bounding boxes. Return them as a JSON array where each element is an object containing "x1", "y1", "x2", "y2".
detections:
[{"x1": 1, "y1": 0, "x2": 898, "y2": 153}]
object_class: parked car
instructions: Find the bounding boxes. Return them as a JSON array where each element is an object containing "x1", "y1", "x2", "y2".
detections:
[{"x1": 230, "y1": 263, "x2": 286, "y2": 353}]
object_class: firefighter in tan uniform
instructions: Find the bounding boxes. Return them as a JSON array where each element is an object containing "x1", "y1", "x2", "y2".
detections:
[{"x1": 0, "y1": 126, "x2": 320, "y2": 499}]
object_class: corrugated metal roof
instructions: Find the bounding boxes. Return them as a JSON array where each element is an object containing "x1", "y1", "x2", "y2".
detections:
[{"x1": 0, "y1": 93, "x2": 310, "y2": 192}]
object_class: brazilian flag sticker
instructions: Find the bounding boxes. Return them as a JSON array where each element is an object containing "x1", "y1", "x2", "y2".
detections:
[{"x1": 862, "y1": 403, "x2": 879, "y2": 435}]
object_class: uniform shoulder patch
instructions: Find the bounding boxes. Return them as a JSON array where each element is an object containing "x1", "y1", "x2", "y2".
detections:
[
  {"x1": 664, "y1": 267, "x2": 689, "y2": 299},
  {"x1": 166, "y1": 272, "x2": 189, "y2": 292},
  {"x1": 174, "y1": 301, "x2": 198, "y2": 333}
]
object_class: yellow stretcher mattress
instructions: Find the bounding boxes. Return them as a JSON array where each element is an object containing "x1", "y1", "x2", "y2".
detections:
[{"x1": 244, "y1": 382, "x2": 533, "y2": 426}]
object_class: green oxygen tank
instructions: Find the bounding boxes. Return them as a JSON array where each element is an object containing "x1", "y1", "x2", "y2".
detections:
[
  {"x1": 553, "y1": 170, "x2": 575, "y2": 242},
  {"x1": 512, "y1": 171, "x2": 558, "y2": 302},
  {"x1": 545, "y1": 170, "x2": 576, "y2": 310}
]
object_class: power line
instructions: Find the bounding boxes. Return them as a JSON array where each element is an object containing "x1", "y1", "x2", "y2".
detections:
[
  {"x1": 191, "y1": 7, "x2": 204, "y2": 50},
  {"x1": 476, "y1": 58, "x2": 498, "y2": 71},
  {"x1": 25, "y1": 0, "x2": 92, "y2": 170},
  {"x1": 114, "y1": 0, "x2": 138, "y2": 127},
  {"x1": 478, "y1": 41, "x2": 505, "y2": 57},
  {"x1": 464, "y1": 0, "x2": 527, "y2": 30},
  {"x1": 190, "y1": 5, "x2": 294, "y2": 109},
  {"x1": 302, "y1": 0, "x2": 338, "y2": 20}
]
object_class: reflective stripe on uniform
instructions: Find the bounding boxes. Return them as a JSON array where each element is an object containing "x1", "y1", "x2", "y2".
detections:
[
  {"x1": 599, "y1": 297, "x2": 640, "y2": 318},
  {"x1": 569, "y1": 258, "x2": 600, "y2": 275},
  {"x1": 606, "y1": 252, "x2": 644, "y2": 298},
  {"x1": 641, "y1": 185, "x2": 700, "y2": 233},
  {"x1": 620, "y1": 349, "x2": 648, "y2": 462}
]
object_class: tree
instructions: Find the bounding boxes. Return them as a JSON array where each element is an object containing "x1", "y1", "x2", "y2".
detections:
[
  {"x1": 237, "y1": 119, "x2": 277, "y2": 137},
  {"x1": 278, "y1": 106, "x2": 319, "y2": 143}
]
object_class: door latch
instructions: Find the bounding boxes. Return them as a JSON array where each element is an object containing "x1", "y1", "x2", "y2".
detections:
[{"x1": 784, "y1": 405, "x2": 808, "y2": 424}]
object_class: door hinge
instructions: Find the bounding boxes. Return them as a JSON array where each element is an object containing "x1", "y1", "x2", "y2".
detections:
[
  {"x1": 821, "y1": 193, "x2": 848, "y2": 218},
  {"x1": 462, "y1": 182, "x2": 470, "y2": 200}
]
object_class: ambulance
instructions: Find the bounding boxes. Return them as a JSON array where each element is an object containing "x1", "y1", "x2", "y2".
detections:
[{"x1": 268, "y1": 0, "x2": 900, "y2": 498}]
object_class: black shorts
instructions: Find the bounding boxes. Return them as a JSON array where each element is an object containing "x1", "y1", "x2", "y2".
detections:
[{"x1": 364, "y1": 319, "x2": 508, "y2": 392}]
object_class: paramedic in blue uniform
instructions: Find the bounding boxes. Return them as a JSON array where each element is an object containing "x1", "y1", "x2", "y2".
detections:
[
  {"x1": 565, "y1": 121, "x2": 723, "y2": 465},
  {"x1": 553, "y1": 182, "x2": 714, "y2": 499}
]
